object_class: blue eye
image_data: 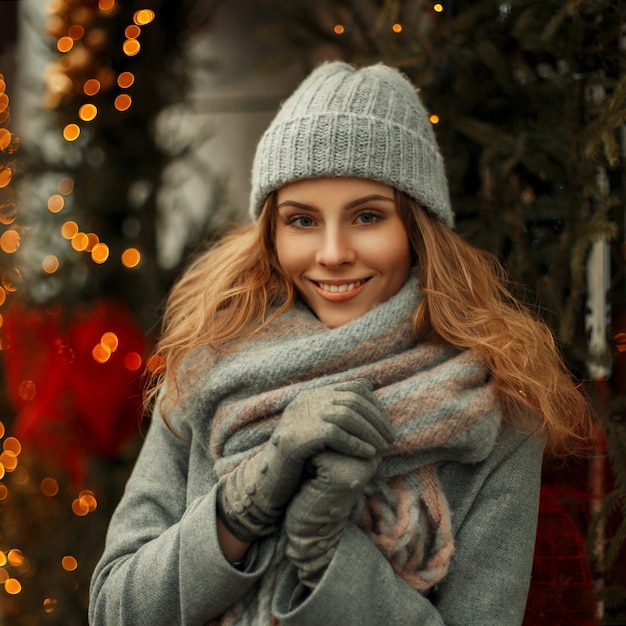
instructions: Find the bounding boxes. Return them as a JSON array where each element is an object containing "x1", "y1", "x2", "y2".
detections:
[
  {"x1": 356, "y1": 212, "x2": 381, "y2": 224},
  {"x1": 289, "y1": 215, "x2": 315, "y2": 228}
]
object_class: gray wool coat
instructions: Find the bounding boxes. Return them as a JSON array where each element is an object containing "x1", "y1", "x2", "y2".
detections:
[{"x1": 89, "y1": 401, "x2": 544, "y2": 626}]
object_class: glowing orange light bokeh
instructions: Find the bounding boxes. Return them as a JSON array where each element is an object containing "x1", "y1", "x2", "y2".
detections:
[
  {"x1": 101, "y1": 331, "x2": 119, "y2": 352},
  {"x1": 61, "y1": 221, "x2": 79, "y2": 239},
  {"x1": 4, "y1": 437, "x2": 21, "y2": 455},
  {"x1": 48, "y1": 194, "x2": 65, "y2": 213},
  {"x1": 63, "y1": 124, "x2": 80, "y2": 141},
  {"x1": 114, "y1": 94, "x2": 132, "y2": 111},
  {"x1": 0, "y1": 230, "x2": 20, "y2": 253},
  {"x1": 83, "y1": 79, "x2": 101, "y2": 96},
  {"x1": 123, "y1": 39, "x2": 140, "y2": 56},
  {"x1": 78, "y1": 103, "x2": 97, "y2": 122},
  {"x1": 91, "y1": 242, "x2": 109, "y2": 264},
  {"x1": 125, "y1": 25, "x2": 141, "y2": 39},
  {"x1": 98, "y1": 0, "x2": 116, "y2": 12},
  {"x1": 62, "y1": 556, "x2": 78, "y2": 571},
  {"x1": 5, "y1": 578, "x2": 21, "y2": 595},
  {"x1": 57, "y1": 37, "x2": 73, "y2": 53},
  {"x1": 0, "y1": 168, "x2": 12, "y2": 189},
  {"x1": 121, "y1": 247, "x2": 141, "y2": 268},
  {"x1": 71, "y1": 232, "x2": 89, "y2": 252},
  {"x1": 117, "y1": 72, "x2": 135, "y2": 89},
  {"x1": 133, "y1": 9, "x2": 155, "y2": 25},
  {"x1": 146, "y1": 354, "x2": 165, "y2": 374},
  {"x1": 41, "y1": 254, "x2": 60, "y2": 274},
  {"x1": 92, "y1": 342, "x2": 111, "y2": 363}
]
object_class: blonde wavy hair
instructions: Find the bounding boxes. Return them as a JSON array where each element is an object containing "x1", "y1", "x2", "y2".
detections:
[{"x1": 146, "y1": 190, "x2": 594, "y2": 455}]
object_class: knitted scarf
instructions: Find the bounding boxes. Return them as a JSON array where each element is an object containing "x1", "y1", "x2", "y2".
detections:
[{"x1": 178, "y1": 275, "x2": 501, "y2": 624}]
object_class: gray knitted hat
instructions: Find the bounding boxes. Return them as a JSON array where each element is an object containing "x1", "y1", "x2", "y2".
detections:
[{"x1": 249, "y1": 61, "x2": 453, "y2": 228}]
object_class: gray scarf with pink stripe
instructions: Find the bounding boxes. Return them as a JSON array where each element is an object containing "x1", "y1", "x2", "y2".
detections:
[{"x1": 181, "y1": 274, "x2": 501, "y2": 622}]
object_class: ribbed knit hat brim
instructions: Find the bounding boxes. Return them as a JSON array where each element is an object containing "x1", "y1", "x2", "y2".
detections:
[{"x1": 249, "y1": 61, "x2": 453, "y2": 228}]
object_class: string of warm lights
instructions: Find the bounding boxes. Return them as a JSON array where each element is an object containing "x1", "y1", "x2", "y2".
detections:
[
  {"x1": 0, "y1": 2, "x2": 156, "y2": 610},
  {"x1": 0, "y1": 72, "x2": 23, "y2": 319},
  {"x1": 42, "y1": 0, "x2": 156, "y2": 278},
  {"x1": 0, "y1": 79, "x2": 24, "y2": 597}
]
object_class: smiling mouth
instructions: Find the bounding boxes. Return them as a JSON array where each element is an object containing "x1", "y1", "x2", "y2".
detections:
[{"x1": 315, "y1": 278, "x2": 369, "y2": 293}]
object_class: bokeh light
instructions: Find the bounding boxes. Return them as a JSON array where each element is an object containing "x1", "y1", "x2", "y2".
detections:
[
  {"x1": 61, "y1": 556, "x2": 78, "y2": 571},
  {"x1": 5, "y1": 578, "x2": 21, "y2": 595},
  {"x1": 68, "y1": 25, "x2": 84, "y2": 40},
  {"x1": 114, "y1": 94, "x2": 132, "y2": 111},
  {"x1": 92, "y1": 342, "x2": 111, "y2": 363},
  {"x1": 57, "y1": 37, "x2": 73, "y2": 53},
  {"x1": 133, "y1": 9, "x2": 155, "y2": 25},
  {"x1": 0, "y1": 168, "x2": 13, "y2": 188},
  {"x1": 122, "y1": 39, "x2": 140, "y2": 56},
  {"x1": 91, "y1": 242, "x2": 109, "y2": 263},
  {"x1": 61, "y1": 220, "x2": 79, "y2": 239},
  {"x1": 125, "y1": 25, "x2": 141, "y2": 39},
  {"x1": 121, "y1": 247, "x2": 140, "y2": 268},
  {"x1": 57, "y1": 177, "x2": 74, "y2": 195},
  {"x1": 42, "y1": 255, "x2": 60, "y2": 274},
  {"x1": 47, "y1": 194, "x2": 64, "y2": 213},
  {"x1": 43, "y1": 598, "x2": 57, "y2": 614},
  {"x1": 124, "y1": 351, "x2": 142, "y2": 371},
  {"x1": 78, "y1": 104, "x2": 98, "y2": 122},
  {"x1": 101, "y1": 331, "x2": 119, "y2": 352},
  {"x1": 98, "y1": 0, "x2": 115, "y2": 11},
  {"x1": 0, "y1": 229, "x2": 20, "y2": 253},
  {"x1": 71, "y1": 232, "x2": 89, "y2": 252},
  {"x1": 63, "y1": 124, "x2": 80, "y2": 141},
  {"x1": 83, "y1": 79, "x2": 101, "y2": 96},
  {"x1": 41, "y1": 477, "x2": 60, "y2": 497},
  {"x1": 117, "y1": 72, "x2": 135, "y2": 89}
]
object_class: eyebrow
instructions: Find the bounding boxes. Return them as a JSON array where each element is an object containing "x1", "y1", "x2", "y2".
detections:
[{"x1": 276, "y1": 194, "x2": 395, "y2": 211}]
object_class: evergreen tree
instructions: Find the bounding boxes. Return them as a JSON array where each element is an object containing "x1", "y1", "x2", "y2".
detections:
[{"x1": 259, "y1": 0, "x2": 626, "y2": 621}]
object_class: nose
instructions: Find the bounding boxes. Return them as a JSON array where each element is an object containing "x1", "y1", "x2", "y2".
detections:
[{"x1": 314, "y1": 226, "x2": 356, "y2": 267}]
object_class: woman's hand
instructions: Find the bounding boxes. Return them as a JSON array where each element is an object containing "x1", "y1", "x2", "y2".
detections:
[
  {"x1": 285, "y1": 450, "x2": 383, "y2": 588},
  {"x1": 216, "y1": 379, "x2": 393, "y2": 543}
]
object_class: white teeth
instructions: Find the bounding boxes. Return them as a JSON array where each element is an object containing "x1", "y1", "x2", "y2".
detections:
[{"x1": 318, "y1": 280, "x2": 364, "y2": 293}]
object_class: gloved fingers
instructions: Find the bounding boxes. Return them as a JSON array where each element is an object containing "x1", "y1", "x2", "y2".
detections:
[
  {"x1": 272, "y1": 411, "x2": 379, "y2": 459},
  {"x1": 322, "y1": 400, "x2": 394, "y2": 454},
  {"x1": 329, "y1": 381, "x2": 395, "y2": 445},
  {"x1": 309, "y1": 450, "x2": 380, "y2": 490}
]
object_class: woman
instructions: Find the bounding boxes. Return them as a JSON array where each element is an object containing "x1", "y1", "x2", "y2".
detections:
[{"x1": 89, "y1": 61, "x2": 592, "y2": 625}]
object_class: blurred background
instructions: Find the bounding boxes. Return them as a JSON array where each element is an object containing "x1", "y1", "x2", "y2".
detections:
[{"x1": 0, "y1": 0, "x2": 625, "y2": 623}]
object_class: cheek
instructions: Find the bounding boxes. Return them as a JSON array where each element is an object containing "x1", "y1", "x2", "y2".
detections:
[
  {"x1": 375, "y1": 227, "x2": 412, "y2": 273},
  {"x1": 275, "y1": 231, "x2": 303, "y2": 276}
]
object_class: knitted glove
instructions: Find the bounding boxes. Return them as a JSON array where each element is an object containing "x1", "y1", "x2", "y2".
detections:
[
  {"x1": 285, "y1": 450, "x2": 382, "y2": 588},
  {"x1": 217, "y1": 380, "x2": 393, "y2": 542}
]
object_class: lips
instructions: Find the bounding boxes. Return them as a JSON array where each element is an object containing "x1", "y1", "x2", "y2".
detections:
[
  {"x1": 310, "y1": 278, "x2": 370, "y2": 302},
  {"x1": 317, "y1": 279, "x2": 367, "y2": 293}
]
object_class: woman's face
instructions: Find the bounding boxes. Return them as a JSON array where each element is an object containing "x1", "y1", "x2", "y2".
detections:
[{"x1": 274, "y1": 177, "x2": 412, "y2": 328}]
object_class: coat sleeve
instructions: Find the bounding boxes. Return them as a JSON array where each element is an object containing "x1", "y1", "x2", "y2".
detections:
[
  {"x1": 272, "y1": 426, "x2": 545, "y2": 626},
  {"x1": 88, "y1": 408, "x2": 278, "y2": 626}
]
